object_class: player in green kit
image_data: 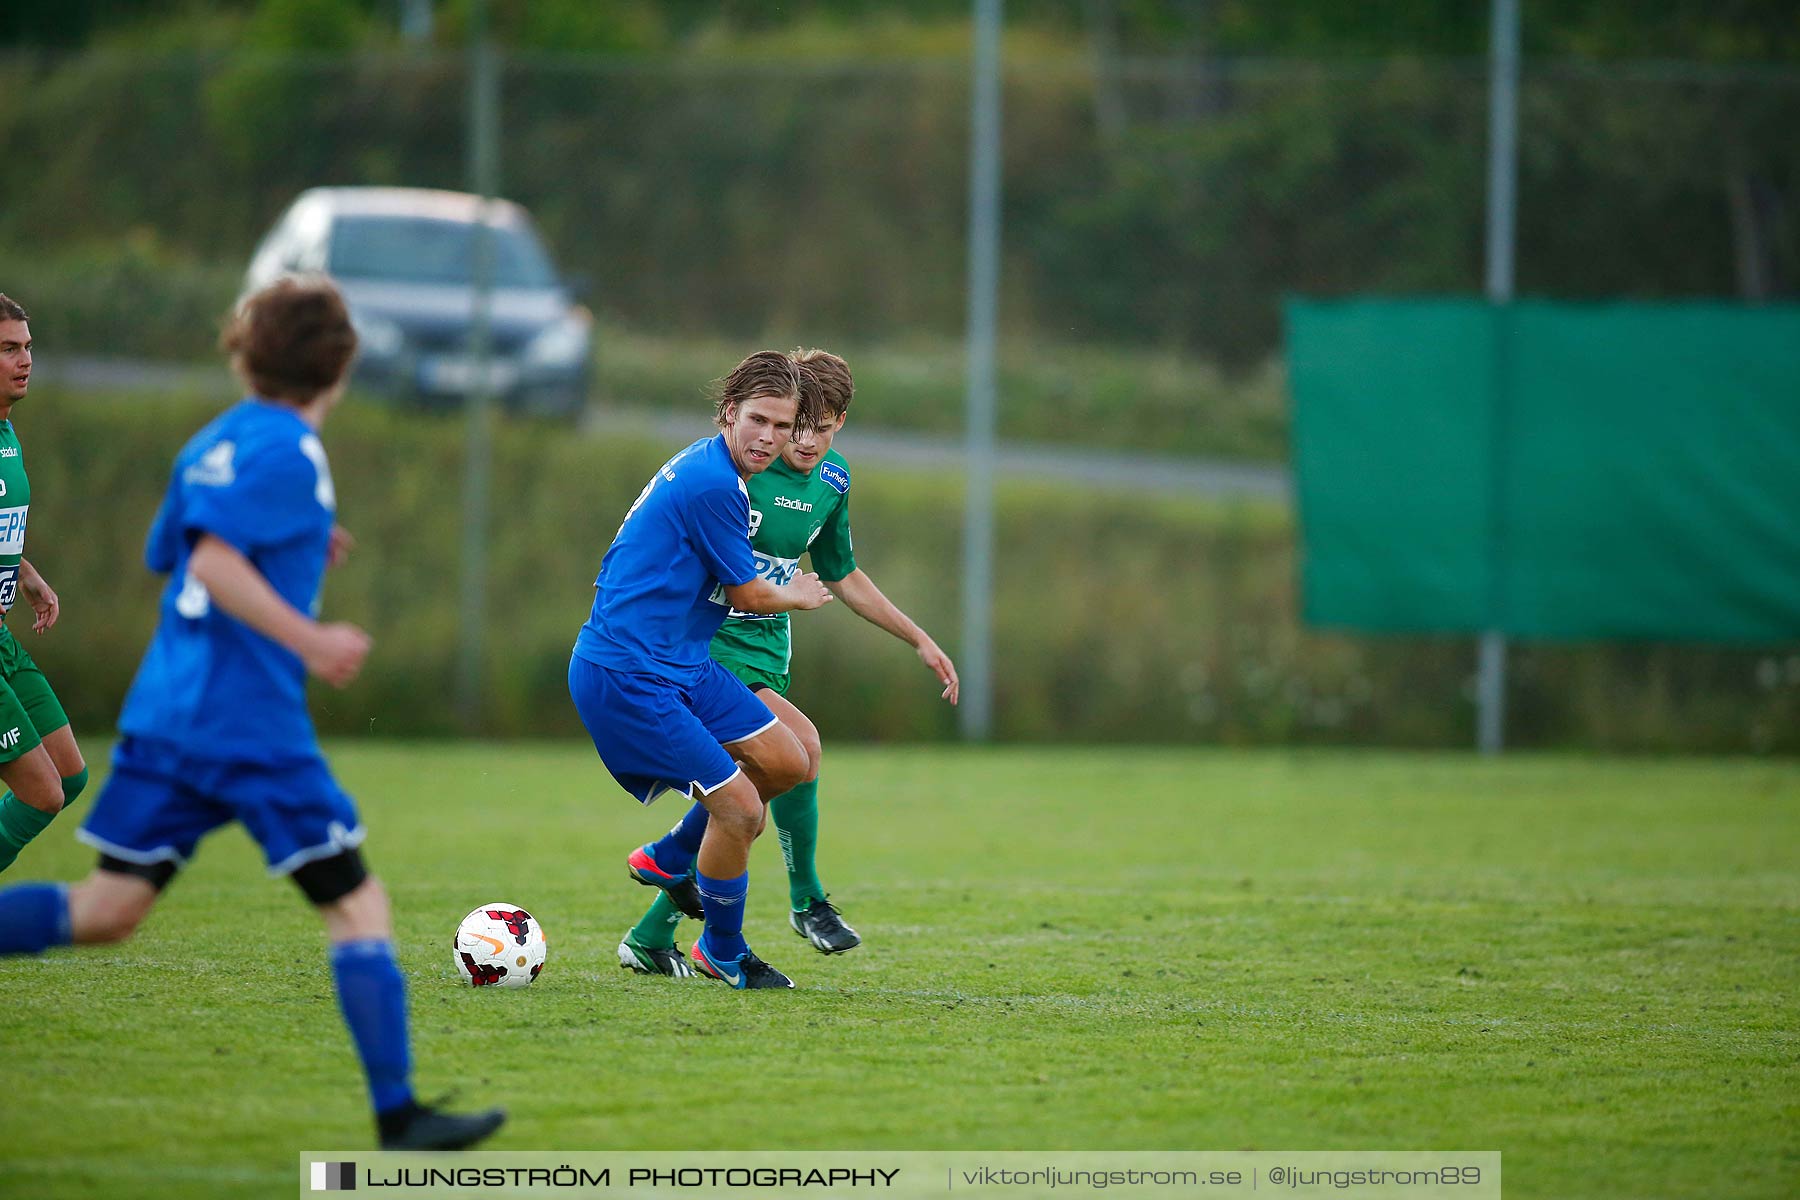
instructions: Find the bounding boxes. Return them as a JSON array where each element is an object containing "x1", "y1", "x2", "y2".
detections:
[
  {"x1": 619, "y1": 349, "x2": 958, "y2": 975},
  {"x1": 0, "y1": 295, "x2": 90, "y2": 875}
]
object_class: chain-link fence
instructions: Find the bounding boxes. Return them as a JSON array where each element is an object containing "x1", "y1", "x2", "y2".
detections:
[
  {"x1": 2, "y1": 48, "x2": 1797, "y2": 749},
  {"x1": 5, "y1": 51, "x2": 1795, "y2": 364}
]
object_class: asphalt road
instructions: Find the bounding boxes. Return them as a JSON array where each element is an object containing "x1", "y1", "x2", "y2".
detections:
[
  {"x1": 583, "y1": 407, "x2": 1290, "y2": 502},
  {"x1": 41, "y1": 357, "x2": 1290, "y2": 503}
]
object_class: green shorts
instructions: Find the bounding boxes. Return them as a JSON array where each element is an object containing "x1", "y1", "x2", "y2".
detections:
[
  {"x1": 715, "y1": 655, "x2": 790, "y2": 699},
  {"x1": 0, "y1": 625, "x2": 70, "y2": 765}
]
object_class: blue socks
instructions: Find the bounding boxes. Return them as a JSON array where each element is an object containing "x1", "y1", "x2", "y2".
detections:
[
  {"x1": 696, "y1": 869, "x2": 749, "y2": 961},
  {"x1": 330, "y1": 939, "x2": 415, "y2": 1116},
  {"x1": 647, "y1": 800, "x2": 710, "y2": 877},
  {"x1": 0, "y1": 882, "x2": 73, "y2": 955}
]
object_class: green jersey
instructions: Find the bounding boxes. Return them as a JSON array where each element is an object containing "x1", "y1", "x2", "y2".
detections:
[
  {"x1": 0, "y1": 420, "x2": 30, "y2": 620},
  {"x1": 710, "y1": 449, "x2": 856, "y2": 676}
]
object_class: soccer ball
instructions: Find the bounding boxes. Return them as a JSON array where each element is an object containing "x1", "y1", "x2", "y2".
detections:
[{"x1": 452, "y1": 903, "x2": 547, "y2": 988}]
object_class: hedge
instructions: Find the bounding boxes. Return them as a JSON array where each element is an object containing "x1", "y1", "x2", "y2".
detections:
[{"x1": 15, "y1": 386, "x2": 1798, "y2": 753}]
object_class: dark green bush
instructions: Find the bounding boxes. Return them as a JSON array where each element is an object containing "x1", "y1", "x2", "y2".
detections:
[
  {"x1": 0, "y1": 236, "x2": 240, "y2": 360},
  {"x1": 3, "y1": 51, "x2": 1793, "y2": 366}
]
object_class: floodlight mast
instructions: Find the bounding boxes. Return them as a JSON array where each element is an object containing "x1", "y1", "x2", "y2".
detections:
[{"x1": 1477, "y1": 0, "x2": 1521, "y2": 755}]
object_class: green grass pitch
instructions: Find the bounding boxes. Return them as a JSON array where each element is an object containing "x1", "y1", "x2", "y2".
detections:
[{"x1": 4, "y1": 743, "x2": 1795, "y2": 1198}]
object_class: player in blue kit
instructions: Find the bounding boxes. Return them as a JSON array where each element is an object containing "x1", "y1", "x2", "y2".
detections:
[
  {"x1": 0, "y1": 278, "x2": 504, "y2": 1151},
  {"x1": 570, "y1": 350, "x2": 833, "y2": 990}
]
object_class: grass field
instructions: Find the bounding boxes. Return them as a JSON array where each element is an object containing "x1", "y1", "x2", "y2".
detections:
[{"x1": 4, "y1": 743, "x2": 1796, "y2": 1199}]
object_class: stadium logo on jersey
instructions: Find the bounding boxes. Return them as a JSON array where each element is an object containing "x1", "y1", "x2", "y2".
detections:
[
  {"x1": 0, "y1": 446, "x2": 17, "y2": 458},
  {"x1": 773, "y1": 495, "x2": 813, "y2": 512},
  {"x1": 184, "y1": 440, "x2": 237, "y2": 487},
  {"x1": 818, "y1": 461, "x2": 849, "y2": 494}
]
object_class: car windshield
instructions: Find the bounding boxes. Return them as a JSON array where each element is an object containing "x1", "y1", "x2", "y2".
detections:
[{"x1": 327, "y1": 215, "x2": 560, "y2": 289}]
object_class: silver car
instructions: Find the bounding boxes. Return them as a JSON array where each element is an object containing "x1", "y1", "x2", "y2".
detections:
[{"x1": 244, "y1": 186, "x2": 593, "y2": 417}]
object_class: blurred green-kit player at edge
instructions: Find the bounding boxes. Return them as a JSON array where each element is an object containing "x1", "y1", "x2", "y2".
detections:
[{"x1": 0, "y1": 293, "x2": 90, "y2": 878}]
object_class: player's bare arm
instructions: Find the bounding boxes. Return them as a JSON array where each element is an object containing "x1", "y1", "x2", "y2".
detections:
[
  {"x1": 17, "y1": 558, "x2": 59, "y2": 634},
  {"x1": 327, "y1": 524, "x2": 355, "y2": 569},
  {"x1": 188, "y1": 535, "x2": 370, "y2": 688},
  {"x1": 826, "y1": 569, "x2": 959, "y2": 704},
  {"x1": 724, "y1": 570, "x2": 834, "y2": 615}
]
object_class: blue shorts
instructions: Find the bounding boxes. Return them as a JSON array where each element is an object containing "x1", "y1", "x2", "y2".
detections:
[
  {"x1": 78, "y1": 736, "x2": 365, "y2": 877},
  {"x1": 568, "y1": 653, "x2": 777, "y2": 805}
]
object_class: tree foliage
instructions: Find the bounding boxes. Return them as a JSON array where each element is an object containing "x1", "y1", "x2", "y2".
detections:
[{"x1": 7, "y1": 0, "x2": 1800, "y2": 62}]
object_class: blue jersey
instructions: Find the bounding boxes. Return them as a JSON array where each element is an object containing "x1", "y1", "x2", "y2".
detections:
[
  {"x1": 573, "y1": 435, "x2": 756, "y2": 682},
  {"x1": 117, "y1": 399, "x2": 338, "y2": 761}
]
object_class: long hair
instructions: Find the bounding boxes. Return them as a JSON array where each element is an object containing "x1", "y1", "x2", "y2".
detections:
[
  {"x1": 713, "y1": 350, "x2": 826, "y2": 434},
  {"x1": 790, "y1": 348, "x2": 853, "y2": 421}
]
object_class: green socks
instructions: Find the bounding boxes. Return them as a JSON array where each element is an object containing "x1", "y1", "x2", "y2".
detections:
[
  {"x1": 0, "y1": 793, "x2": 56, "y2": 874},
  {"x1": 0, "y1": 769, "x2": 89, "y2": 875},
  {"x1": 628, "y1": 891, "x2": 687, "y2": 950},
  {"x1": 770, "y1": 776, "x2": 823, "y2": 911},
  {"x1": 625, "y1": 774, "x2": 828, "y2": 944}
]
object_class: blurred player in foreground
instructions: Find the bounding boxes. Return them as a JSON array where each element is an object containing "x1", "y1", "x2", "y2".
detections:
[
  {"x1": 569, "y1": 351, "x2": 833, "y2": 989},
  {"x1": 0, "y1": 278, "x2": 505, "y2": 1150},
  {"x1": 0, "y1": 294, "x2": 90, "y2": 877},
  {"x1": 618, "y1": 349, "x2": 957, "y2": 976}
]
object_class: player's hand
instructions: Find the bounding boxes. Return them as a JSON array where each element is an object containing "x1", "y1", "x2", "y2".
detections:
[
  {"x1": 303, "y1": 621, "x2": 372, "y2": 688},
  {"x1": 23, "y1": 575, "x2": 59, "y2": 634},
  {"x1": 788, "y1": 572, "x2": 835, "y2": 612},
  {"x1": 918, "y1": 638, "x2": 959, "y2": 704},
  {"x1": 327, "y1": 524, "x2": 355, "y2": 569}
]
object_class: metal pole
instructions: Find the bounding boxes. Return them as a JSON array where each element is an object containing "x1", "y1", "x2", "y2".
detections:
[
  {"x1": 1083, "y1": 0, "x2": 1125, "y2": 144},
  {"x1": 1477, "y1": 0, "x2": 1520, "y2": 754},
  {"x1": 399, "y1": 0, "x2": 433, "y2": 44},
  {"x1": 960, "y1": 0, "x2": 1003, "y2": 742},
  {"x1": 455, "y1": 0, "x2": 499, "y2": 731}
]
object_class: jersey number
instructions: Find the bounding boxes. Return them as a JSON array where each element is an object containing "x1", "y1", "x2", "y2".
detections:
[
  {"x1": 617, "y1": 444, "x2": 707, "y2": 537},
  {"x1": 176, "y1": 571, "x2": 211, "y2": 619}
]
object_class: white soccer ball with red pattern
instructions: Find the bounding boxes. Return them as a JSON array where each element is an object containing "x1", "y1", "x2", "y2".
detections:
[{"x1": 453, "y1": 903, "x2": 547, "y2": 988}]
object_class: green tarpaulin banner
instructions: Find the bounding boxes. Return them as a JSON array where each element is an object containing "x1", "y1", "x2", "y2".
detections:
[{"x1": 1287, "y1": 299, "x2": 1800, "y2": 642}]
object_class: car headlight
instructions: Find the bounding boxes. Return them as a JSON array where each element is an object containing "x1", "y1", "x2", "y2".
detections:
[
  {"x1": 524, "y1": 311, "x2": 592, "y2": 369},
  {"x1": 351, "y1": 312, "x2": 405, "y2": 358}
]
